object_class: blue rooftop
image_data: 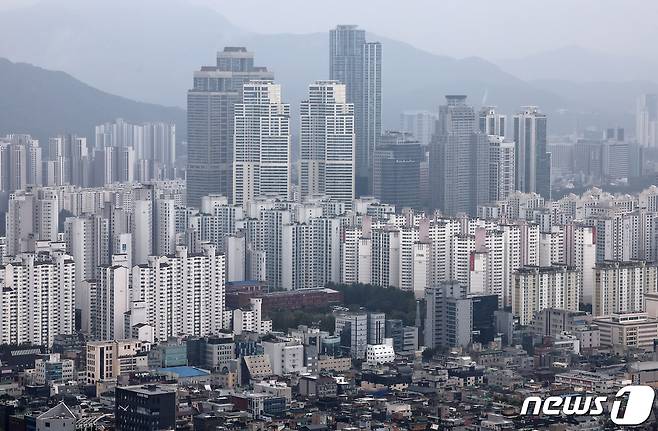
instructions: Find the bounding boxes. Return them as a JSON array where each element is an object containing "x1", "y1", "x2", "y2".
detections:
[{"x1": 159, "y1": 366, "x2": 210, "y2": 378}]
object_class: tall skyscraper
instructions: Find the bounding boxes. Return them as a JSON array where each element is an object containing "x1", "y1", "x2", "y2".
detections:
[
  {"x1": 429, "y1": 95, "x2": 490, "y2": 215},
  {"x1": 636, "y1": 94, "x2": 658, "y2": 147},
  {"x1": 329, "y1": 25, "x2": 381, "y2": 196},
  {"x1": 488, "y1": 135, "x2": 515, "y2": 203},
  {"x1": 373, "y1": 131, "x2": 425, "y2": 208},
  {"x1": 300, "y1": 80, "x2": 355, "y2": 204},
  {"x1": 187, "y1": 47, "x2": 273, "y2": 207},
  {"x1": 233, "y1": 80, "x2": 291, "y2": 206},
  {"x1": 513, "y1": 106, "x2": 551, "y2": 199},
  {"x1": 479, "y1": 106, "x2": 507, "y2": 137}
]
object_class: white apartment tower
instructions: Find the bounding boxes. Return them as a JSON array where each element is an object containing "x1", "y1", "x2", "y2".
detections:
[
  {"x1": 593, "y1": 261, "x2": 658, "y2": 317},
  {"x1": 6, "y1": 188, "x2": 59, "y2": 255},
  {"x1": 479, "y1": 106, "x2": 507, "y2": 137},
  {"x1": 300, "y1": 81, "x2": 355, "y2": 204},
  {"x1": 0, "y1": 248, "x2": 75, "y2": 347},
  {"x1": 95, "y1": 262, "x2": 130, "y2": 341},
  {"x1": 513, "y1": 265, "x2": 581, "y2": 325},
  {"x1": 233, "y1": 81, "x2": 291, "y2": 206},
  {"x1": 131, "y1": 245, "x2": 225, "y2": 340},
  {"x1": 64, "y1": 214, "x2": 110, "y2": 321},
  {"x1": 488, "y1": 135, "x2": 515, "y2": 203},
  {"x1": 636, "y1": 94, "x2": 658, "y2": 147}
]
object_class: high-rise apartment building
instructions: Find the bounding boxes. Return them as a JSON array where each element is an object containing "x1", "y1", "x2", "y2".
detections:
[
  {"x1": 479, "y1": 106, "x2": 507, "y2": 137},
  {"x1": 513, "y1": 265, "x2": 581, "y2": 325},
  {"x1": 488, "y1": 135, "x2": 515, "y2": 203},
  {"x1": 131, "y1": 245, "x2": 225, "y2": 341},
  {"x1": 513, "y1": 106, "x2": 551, "y2": 199},
  {"x1": 0, "y1": 134, "x2": 42, "y2": 192},
  {"x1": 6, "y1": 187, "x2": 59, "y2": 255},
  {"x1": 0, "y1": 247, "x2": 75, "y2": 347},
  {"x1": 187, "y1": 47, "x2": 273, "y2": 207},
  {"x1": 95, "y1": 262, "x2": 130, "y2": 341},
  {"x1": 95, "y1": 119, "x2": 175, "y2": 185},
  {"x1": 636, "y1": 94, "x2": 658, "y2": 147},
  {"x1": 300, "y1": 81, "x2": 355, "y2": 204},
  {"x1": 64, "y1": 214, "x2": 110, "y2": 324},
  {"x1": 329, "y1": 25, "x2": 381, "y2": 195},
  {"x1": 430, "y1": 95, "x2": 490, "y2": 215},
  {"x1": 233, "y1": 81, "x2": 291, "y2": 206},
  {"x1": 593, "y1": 260, "x2": 658, "y2": 317},
  {"x1": 400, "y1": 110, "x2": 438, "y2": 146}
]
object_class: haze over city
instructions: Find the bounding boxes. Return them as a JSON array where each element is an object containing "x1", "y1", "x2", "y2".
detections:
[{"x1": 1, "y1": 1, "x2": 658, "y2": 430}]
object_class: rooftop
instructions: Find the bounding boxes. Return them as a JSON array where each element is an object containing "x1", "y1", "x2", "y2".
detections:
[{"x1": 158, "y1": 366, "x2": 210, "y2": 378}]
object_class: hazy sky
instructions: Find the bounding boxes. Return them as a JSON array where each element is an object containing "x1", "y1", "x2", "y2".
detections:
[
  {"x1": 3, "y1": 0, "x2": 657, "y2": 60},
  {"x1": 191, "y1": 0, "x2": 657, "y2": 59}
]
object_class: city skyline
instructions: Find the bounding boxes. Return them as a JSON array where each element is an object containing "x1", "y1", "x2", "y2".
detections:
[{"x1": 2, "y1": 3, "x2": 658, "y2": 429}]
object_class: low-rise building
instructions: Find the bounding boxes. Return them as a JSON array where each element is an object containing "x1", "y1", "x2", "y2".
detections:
[
  {"x1": 366, "y1": 342, "x2": 395, "y2": 365},
  {"x1": 593, "y1": 312, "x2": 658, "y2": 351},
  {"x1": 34, "y1": 354, "x2": 75, "y2": 386},
  {"x1": 86, "y1": 340, "x2": 149, "y2": 384},
  {"x1": 298, "y1": 374, "x2": 338, "y2": 398},
  {"x1": 554, "y1": 370, "x2": 615, "y2": 394}
]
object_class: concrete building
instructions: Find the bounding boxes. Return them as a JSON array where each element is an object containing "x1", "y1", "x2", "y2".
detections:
[
  {"x1": 34, "y1": 353, "x2": 75, "y2": 386},
  {"x1": 0, "y1": 247, "x2": 75, "y2": 347},
  {"x1": 86, "y1": 340, "x2": 149, "y2": 384},
  {"x1": 262, "y1": 338, "x2": 305, "y2": 375},
  {"x1": 95, "y1": 262, "x2": 130, "y2": 341},
  {"x1": 115, "y1": 384, "x2": 176, "y2": 431},
  {"x1": 400, "y1": 110, "x2": 437, "y2": 146},
  {"x1": 329, "y1": 25, "x2": 381, "y2": 195},
  {"x1": 6, "y1": 187, "x2": 59, "y2": 256},
  {"x1": 593, "y1": 260, "x2": 658, "y2": 316},
  {"x1": 186, "y1": 47, "x2": 273, "y2": 206},
  {"x1": 594, "y1": 312, "x2": 658, "y2": 351},
  {"x1": 430, "y1": 95, "x2": 490, "y2": 215},
  {"x1": 425, "y1": 280, "x2": 473, "y2": 349},
  {"x1": 636, "y1": 94, "x2": 658, "y2": 147},
  {"x1": 131, "y1": 245, "x2": 225, "y2": 340},
  {"x1": 513, "y1": 106, "x2": 551, "y2": 199},
  {"x1": 513, "y1": 265, "x2": 581, "y2": 325},
  {"x1": 233, "y1": 80, "x2": 291, "y2": 206},
  {"x1": 232, "y1": 298, "x2": 272, "y2": 335},
  {"x1": 366, "y1": 340, "x2": 395, "y2": 365},
  {"x1": 488, "y1": 135, "x2": 515, "y2": 203},
  {"x1": 299, "y1": 80, "x2": 355, "y2": 205}
]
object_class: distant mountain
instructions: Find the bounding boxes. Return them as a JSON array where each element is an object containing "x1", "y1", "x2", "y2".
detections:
[
  {"x1": 0, "y1": 0, "x2": 566, "y2": 131},
  {"x1": 236, "y1": 32, "x2": 566, "y2": 128},
  {"x1": 0, "y1": 58, "x2": 185, "y2": 144},
  {"x1": 529, "y1": 79, "x2": 658, "y2": 133},
  {"x1": 0, "y1": 0, "x2": 244, "y2": 108},
  {"x1": 495, "y1": 45, "x2": 658, "y2": 83},
  {"x1": 0, "y1": 0, "x2": 655, "y2": 136}
]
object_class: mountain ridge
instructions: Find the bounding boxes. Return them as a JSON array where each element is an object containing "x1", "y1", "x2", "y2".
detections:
[{"x1": 0, "y1": 57, "x2": 186, "y2": 145}]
